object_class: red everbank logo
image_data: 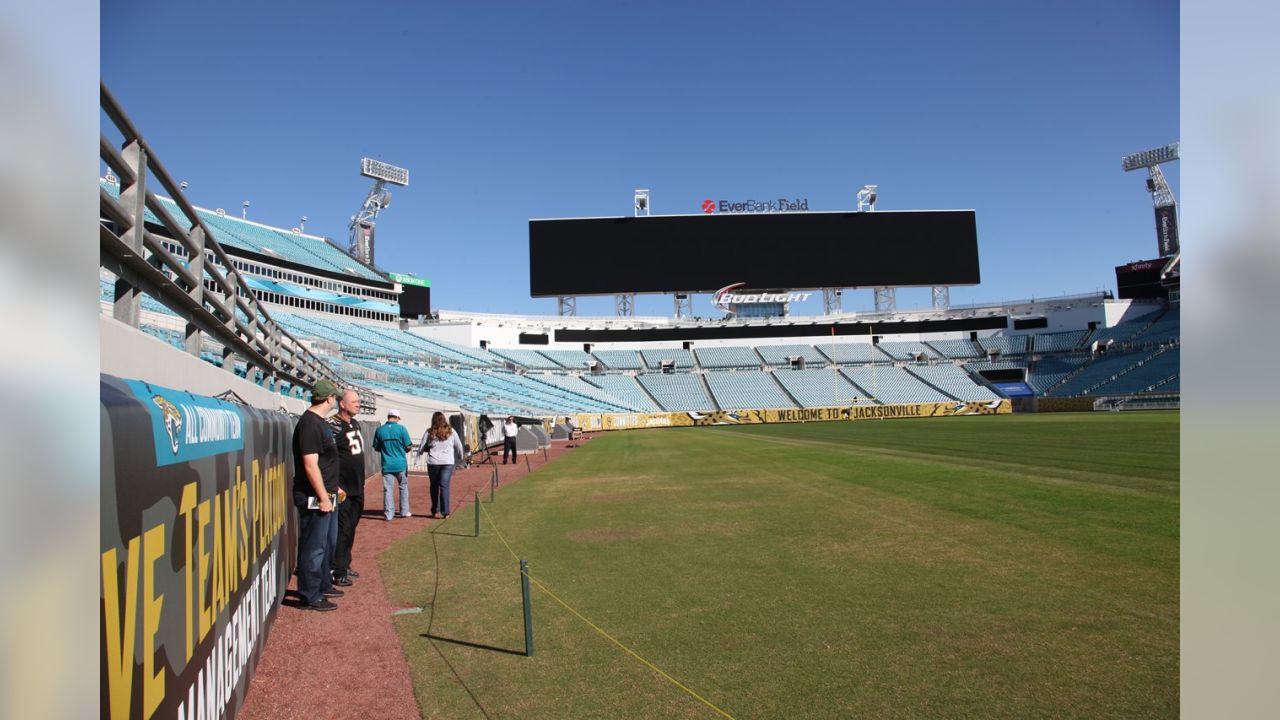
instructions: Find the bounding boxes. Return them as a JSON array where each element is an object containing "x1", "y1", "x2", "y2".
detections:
[{"x1": 701, "y1": 197, "x2": 809, "y2": 214}]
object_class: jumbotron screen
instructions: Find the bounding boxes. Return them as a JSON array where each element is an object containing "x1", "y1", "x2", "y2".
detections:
[{"x1": 528, "y1": 210, "x2": 979, "y2": 297}]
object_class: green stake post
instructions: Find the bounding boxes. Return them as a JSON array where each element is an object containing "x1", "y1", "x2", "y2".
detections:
[
  {"x1": 520, "y1": 559, "x2": 534, "y2": 657},
  {"x1": 474, "y1": 491, "x2": 480, "y2": 537}
]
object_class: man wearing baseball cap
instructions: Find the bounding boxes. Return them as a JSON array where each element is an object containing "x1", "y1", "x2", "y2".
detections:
[
  {"x1": 291, "y1": 379, "x2": 344, "y2": 611},
  {"x1": 373, "y1": 408, "x2": 414, "y2": 520}
]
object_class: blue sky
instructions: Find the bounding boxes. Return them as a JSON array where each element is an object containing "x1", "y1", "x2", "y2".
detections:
[{"x1": 101, "y1": 0, "x2": 1178, "y2": 317}]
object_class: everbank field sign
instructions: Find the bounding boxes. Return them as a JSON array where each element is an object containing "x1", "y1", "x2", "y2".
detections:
[{"x1": 701, "y1": 197, "x2": 810, "y2": 213}]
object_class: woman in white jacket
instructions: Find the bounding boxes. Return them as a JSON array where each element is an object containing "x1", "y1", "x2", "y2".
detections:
[{"x1": 418, "y1": 412, "x2": 465, "y2": 519}]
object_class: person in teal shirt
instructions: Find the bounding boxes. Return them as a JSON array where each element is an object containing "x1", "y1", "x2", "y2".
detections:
[{"x1": 373, "y1": 409, "x2": 414, "y2": 520}]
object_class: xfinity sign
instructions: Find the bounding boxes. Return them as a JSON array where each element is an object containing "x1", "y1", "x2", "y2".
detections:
[
  {"x1": 712, "y1": 282, "x2": 812, "y2": 312},
  {"x1": 702, "y1": 197, "x2": 810, "y2": 214}
]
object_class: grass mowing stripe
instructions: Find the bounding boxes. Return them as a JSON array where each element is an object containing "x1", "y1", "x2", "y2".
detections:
[
  {"x1": 478, "y1": 493, "x2": 741, "y2": 719},
  {"x1": 384, "y1": 413, "x2": 1178, "y2": 718}
]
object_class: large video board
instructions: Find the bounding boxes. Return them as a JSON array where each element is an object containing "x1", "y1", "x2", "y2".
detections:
[{"x1": 528, "y1": 210, "x2": 979, "y2": 297}]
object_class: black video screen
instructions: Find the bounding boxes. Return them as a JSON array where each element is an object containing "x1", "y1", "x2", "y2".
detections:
[{"x1": 528, "y1": 211, "x2": 979, "y2": 297}]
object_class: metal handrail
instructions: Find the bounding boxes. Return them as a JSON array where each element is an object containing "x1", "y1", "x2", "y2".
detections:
[{"x1": 100, "y1": 81, "x2": 377, "y2": 412}]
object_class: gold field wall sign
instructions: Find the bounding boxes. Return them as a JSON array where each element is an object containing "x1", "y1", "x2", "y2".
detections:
[{"x1": 586, "y1": 400, "x2": 1010, "y2": 432}]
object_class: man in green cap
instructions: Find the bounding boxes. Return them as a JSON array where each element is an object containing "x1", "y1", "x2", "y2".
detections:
[{"x1": 291, "y1": 379, "x2": 344, "y2": 611}]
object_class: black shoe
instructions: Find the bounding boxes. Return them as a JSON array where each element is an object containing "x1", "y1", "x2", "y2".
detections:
[
  {"x1": 346, "y1": 569, "x2": 360, "y2": 578},
  {"x1": 303, "y1": 599, "x2": 338, "y2": 612},
  {"x1": 333, "y1": 574, "x2": 353, "y2": 587},
  {"x1": 323, "y1": 588, "x2": 345, "y2": 598}
]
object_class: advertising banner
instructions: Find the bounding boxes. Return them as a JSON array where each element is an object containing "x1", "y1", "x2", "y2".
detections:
[
  {"x1": 101, "y1": 375, "x2": 296, "y2": 720},
  {"x1": 588, "y1": 400, "x2": 1010, "y2": 432}
]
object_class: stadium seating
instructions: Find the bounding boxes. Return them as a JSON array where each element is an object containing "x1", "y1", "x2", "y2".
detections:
[
  {"x1": 876, "y1": 341, "x2": 942, "y2": 361},
  {"x1": 840, "y1": 366, "x2": 951, "y2": 404},
  {"x1": 925, "y1": 338, "x2": 982, "y2": 359},
  {"x1": 583, "y1": 374, "x2": 663, "y2": 412},
  {"x1": 640, "y1": 348, "x2": 695, "y2": 369},
  {"x1": 817, "y1": 342, "x2": 891, "y2": 365},
  {"x1": 1032, "y1": 330, "x2": 1088, "y2": 354},
  {"x1": 755, "y1": 344, "x2": 828, "y2": 366},
  {"x1": 694, "y1": 346, "x2": 763, "y2": 369},
  {"x1": 975, "y1": 335, "x2": 1029, "y2": 356},
  {"x1": 636, "y1": 373, "x2": 716, "y2": 411},
  {"x1": 102, "y1": 179, "x2": 384, "y2": 280},
  {"x1": 490, "y1": 348, "x2": 563, "y2": 370},
  {"x1": 704, "y1": 371, "x2": 797, "y2": 410},
  {"x1": 1129, "y1": 306, "x2": 1180, "y2": 346},
  {"x1": 528, "y1": 373, "x2": 644, "y2": 412},
  {"x1": 772, "y1": 368, "x2": 868, "y2": 407},
  {"x1": 539, "y1": 348, "x2": 595, "y2": 370},
  {"x1": 1025, "y1": 355, "x2": 1090, "y2": 395},
  {"x1": 1086, "y1": 347, "x2": 1179, "y2": 396},
  {"x1": 1045, "y1": 351, "x2": 1154, "y2": 397},
  {"x1": 906, "y1": 364, "x2": 1000, "y2": 401},
  {"x1": 591, "y1": 349, "x2": 644, "y2": 371}
]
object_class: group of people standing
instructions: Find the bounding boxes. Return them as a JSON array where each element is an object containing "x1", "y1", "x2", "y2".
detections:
[{"x1": 289, "y1": 380, "x2": 467, "y2": 612}]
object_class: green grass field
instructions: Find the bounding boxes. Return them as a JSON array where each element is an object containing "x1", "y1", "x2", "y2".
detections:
[{"x1": 382, "y1": 412, "x2": 1178, "y2": 719}]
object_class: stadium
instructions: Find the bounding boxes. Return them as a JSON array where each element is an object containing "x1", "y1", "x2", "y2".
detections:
[{"x1": 99, "y1": 63, "x2": 1180, "y2": 719}]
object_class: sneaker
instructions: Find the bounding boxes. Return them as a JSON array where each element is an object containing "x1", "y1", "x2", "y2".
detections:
[
  {"x1": 332, "y1": 574, "x2": 353, "y2": 587},
  {"x1": 322, "y1": 588, "x2": 345, "y2": 598},
  {"x1": 303, "y1": 599, "x2": 338, "y2": 612},
  {"x1": 401, "y1": 512, "x2": 412, "y2": 518},
  {"x1": 346, "y1": 569, "x2": 360, "y2": 578}
]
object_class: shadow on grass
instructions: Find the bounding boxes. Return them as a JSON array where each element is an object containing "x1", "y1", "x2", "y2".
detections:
[
  {"x1": 430, "y1": 529, "x2": 475, "y2": 538},
  {"x1": 421, "y1": 633, "x2": 525, "y2": 657},
  {"x1": 421, "y1": 525, "x2": 495, "y2": 719}
]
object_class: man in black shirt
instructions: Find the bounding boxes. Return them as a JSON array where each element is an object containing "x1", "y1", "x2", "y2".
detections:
[
  {"x1": 292, "y1": 379, "x2": 343, "y2": 611},
  {"x1": 329, "y1": 389, "x2": 365, "y2": 587}
]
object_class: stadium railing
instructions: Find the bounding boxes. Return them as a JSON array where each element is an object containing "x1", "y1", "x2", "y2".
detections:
[{"x1": 99, "y1": 82, "x2": 374, "y2": 411}]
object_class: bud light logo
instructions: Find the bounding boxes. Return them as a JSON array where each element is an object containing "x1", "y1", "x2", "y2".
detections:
[
  {"x1": 712, "y1": 282, "x2": 812, "y2": 313},
  {"x1": 701, "y1": 198, "x2": 810, "y2": 214}
]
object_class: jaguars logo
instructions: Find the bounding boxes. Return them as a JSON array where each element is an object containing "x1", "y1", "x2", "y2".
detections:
[
  {"x1": 153, "y1": 395, "x2": 184, "y2": 454},
  {"x1": 686, "y1": 410, "x2": 743, "y2": 426}
]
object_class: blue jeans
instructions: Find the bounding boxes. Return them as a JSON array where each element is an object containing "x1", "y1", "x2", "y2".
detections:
[
  {"x1": 429, "y1": 464, "x2": 454, "y2": 517},
  {"x1": 383, "y1": 471, "x2": 409, "y2": 520},
  {"x1": 294, "y1": 492, "x2": 337, "y2": 604}
]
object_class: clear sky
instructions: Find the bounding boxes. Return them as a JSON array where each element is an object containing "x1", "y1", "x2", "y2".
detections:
[{"x1": 101, "y1": 0, "x2": 1179, "y2": 318}]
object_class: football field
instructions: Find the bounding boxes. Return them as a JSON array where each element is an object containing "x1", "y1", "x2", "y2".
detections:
[{"x1": 383, "y1": 412, "x2": 1179, "y2": 719}]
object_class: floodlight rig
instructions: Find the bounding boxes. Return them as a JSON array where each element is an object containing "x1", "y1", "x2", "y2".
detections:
[
  {"x1": 634, "y1": 188, "x2": 650, "y2": 217},
  {"x1": 1122, "y1": 142, "x2": 1180, "y2": 258},
  {"x1": 858, "y1": 184, "x2": 897, "y2": 313},
  {"x1": 349, "y1": 157, "x2": 410, "y2": 268}
]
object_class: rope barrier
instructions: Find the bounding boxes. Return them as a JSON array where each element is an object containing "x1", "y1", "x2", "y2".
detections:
[{"x1": 476, "y1": 500, "x2": 738, "y2": 720}]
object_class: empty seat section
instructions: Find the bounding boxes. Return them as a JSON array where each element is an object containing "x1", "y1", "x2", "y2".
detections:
[
  {"x1": 704, "y1": 371, "x2": 796, "y2": 409},
  {"x1": 819, "y1": 342, "x2": 889, "y2": 365},
  {"x1": 592, "y1": 349, "x2": 643, "y2": 371},
  {"x1": 694, "y1": 346, "x2": 761, "y2": 369},
  {"x1": 1046, "y1": 352, "x2": 1148, "y2": 396},
  {"x1": 1089, "y1": 348, "x2": 1179, "y2": 395},
  {"x1": 1130, "y1": 307, "x2": 1179, "y2": 345},
  {"x1": 490, "y1": 348, "x2": 563, "y2": 370},
  {"x1": 640, "y1": 348, "x2": 695, "y2": 369},
  {"x1": 925, "y1": 338, "x2": 982, "y2": 359},
  {"x1": 528, "y1": 374, "x2": 638, "y2": 412},
  {"x1": 840, "y1": 366, "x2": 951, "y2": 404},
  {"x1": 755, "y1": 344, "x2": 827, "y2": 366},
  {"x1": 583, "y1": 374, "x2": 662, "y2": 412},
  {"x1": 876, "y1": 341, "x2": 942, "y2": 361},
  {"x1": 1026, "y1": 355, "x2": 1089, "y2": 394},
  {"x1": 772, "y1": 368, "x2": 867, "y2": 408},
  {"x1": 540, "y1": 349, "x2": 595, "y2": 370},
  {"x1": 976, "y1": 335, "x2": 1029, "y2": 356},
  {"x1": 907, "y1": 364, "x2": 1000, "y2": 401},
  {"x1": 636, "y1": 373, "x2": 715, "y2": 411},
  {"x1": 1032, "y1": 330, "x2": 1088, "y2": 353}
]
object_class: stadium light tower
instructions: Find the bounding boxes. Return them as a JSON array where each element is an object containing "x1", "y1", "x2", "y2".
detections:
[
  {"x1": 241, "y1": 200, "x2": 250, "y2": 219},
  {"x1": 349, "y1": 157, "x2": 410, "y2": 268},
  {"x1": 1121, "y1": 142, "x2": 1180, "y2": 257},
  {"x1": 858, "y1": 184, "x2": 897, "y2": 313},
  {"x1": 634, "y1": 188, "x2": 650, "y2": 217}
]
